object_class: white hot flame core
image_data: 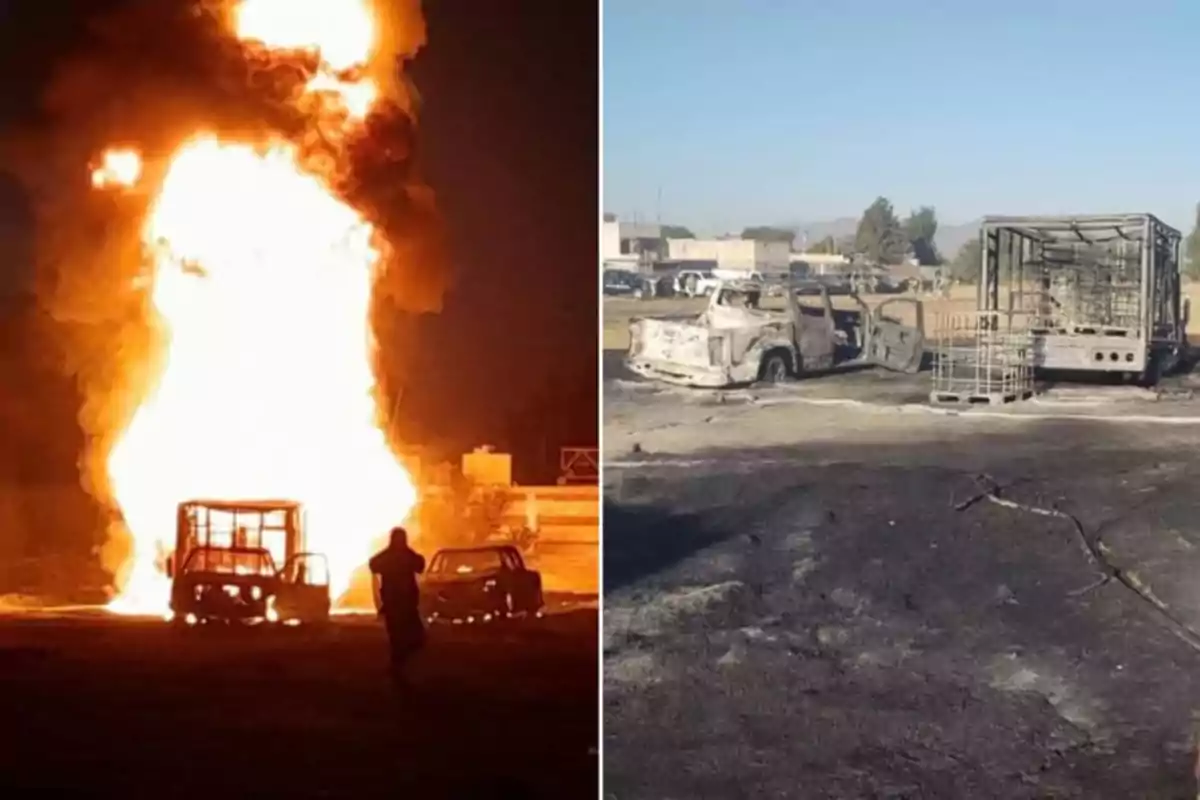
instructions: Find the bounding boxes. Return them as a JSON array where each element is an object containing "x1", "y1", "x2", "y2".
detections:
[{"x1": 105, "y1": 0, "x2": 415, "y2": 614}]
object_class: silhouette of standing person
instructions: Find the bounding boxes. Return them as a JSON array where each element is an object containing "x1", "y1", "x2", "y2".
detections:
[{"x1": 369, "y1": 526, "x2": 427, "y2": 689}]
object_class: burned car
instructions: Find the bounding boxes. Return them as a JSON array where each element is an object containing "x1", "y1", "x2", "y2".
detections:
[
  {"x1": 420, "y1": 545, "x2": 544, "y2": 624},
  {"x1": 626, "y1": 280, "x2": 925, "y2": 388},
  {"x1": 166, "y1": 499, "x2": 331, "y2": 626}
]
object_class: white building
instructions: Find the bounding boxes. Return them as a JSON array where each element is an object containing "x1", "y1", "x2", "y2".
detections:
[
  {"x1": 602, "y1": 220, "x2": 665, "y2": 268},
  {"x1": 666, "y1": 238, "x2": 791, "y2": 275},
  {"x1": 790, "y1": 251, "x2": 851, "y2": 276}
]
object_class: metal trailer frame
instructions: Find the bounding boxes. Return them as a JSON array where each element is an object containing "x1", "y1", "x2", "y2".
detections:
[
  {"x1": 172, "y1": 499, "x2": 306, "y2": 577},
  {"x1": 977, "y1": 214, "x2": 1184, "y2": 382}
]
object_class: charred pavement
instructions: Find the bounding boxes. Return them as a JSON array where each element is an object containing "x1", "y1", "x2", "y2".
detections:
[{"x1": 605, "y1": 398, "x2": 1200, "y2": 798}]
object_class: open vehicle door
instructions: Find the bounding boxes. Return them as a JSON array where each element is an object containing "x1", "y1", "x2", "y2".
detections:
[
  {"x1": 501, "y1": 547, "x2": 543, "y2": 613},
  {"x1": 275, "y1": 552, "x2": 331, "y2": 623},
  {"x1": 865, "y1": 297, "x2": 925, "y2": 374},
  {"x1": 787, "y1": 287, "x2": 838, "y2": 373}
]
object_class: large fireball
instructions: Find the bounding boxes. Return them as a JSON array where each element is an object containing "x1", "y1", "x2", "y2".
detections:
[{"x1": 104, "y1": 0, "x2": 416, "y2": 613}]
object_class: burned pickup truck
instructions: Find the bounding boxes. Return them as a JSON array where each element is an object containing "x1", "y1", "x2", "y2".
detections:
[
  {"x1": 626, "y1": 280, "x2": 925, "y2": 388},
  {"x1": 165, "y1": 499, "x2": 331, "y2": 627}
]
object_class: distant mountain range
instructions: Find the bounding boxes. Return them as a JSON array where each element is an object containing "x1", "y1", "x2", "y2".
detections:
[{"x1": 784, "y1": 217, "x2": 981, "y2": 260}]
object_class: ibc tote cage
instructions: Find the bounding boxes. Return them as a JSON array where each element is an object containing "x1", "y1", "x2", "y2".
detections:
[{"x1": 930, "y1": 309, "x2": 1035, "y2": 405}]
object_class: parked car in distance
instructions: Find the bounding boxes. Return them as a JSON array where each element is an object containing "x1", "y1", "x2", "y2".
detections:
[
  {"x1": 674, "y1": 268, "x2": 721, "y2": 297},
  {"x1": 603, "y1": 268, "x2": 643, "y2": 296}
]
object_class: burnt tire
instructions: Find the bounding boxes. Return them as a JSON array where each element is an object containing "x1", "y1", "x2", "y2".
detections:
[{"x1": 759, "y1": 352, "x2": 791, "y2": 384}]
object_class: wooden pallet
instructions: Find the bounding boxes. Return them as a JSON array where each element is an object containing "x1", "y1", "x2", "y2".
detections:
[{"x1": 929, "y1": 389, "x2": 1033, "y2": 406}]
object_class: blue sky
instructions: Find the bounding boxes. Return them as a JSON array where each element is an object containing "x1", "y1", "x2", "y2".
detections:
[{"x1": 603, "y1": 0, "x2": 1200, "y2": 235}]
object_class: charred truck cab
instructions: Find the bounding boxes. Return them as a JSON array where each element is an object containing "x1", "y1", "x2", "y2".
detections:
[{"x1": 165, "y1": 499, "x2": 331, "y2": 626}]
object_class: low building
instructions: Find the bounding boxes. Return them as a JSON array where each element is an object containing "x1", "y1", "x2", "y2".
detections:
[
  {"x1": 790, "y1": 251, "x2": 851, "y2": 276},
  {"x1": 602, "y1": 220, "x2": 665, "y2": 268},
  {"x1": 666, "y1": 238, "x2": 790, "y2": 275},
  {"x1": 461, "y1": 446, "x2": 512, "y2": 487}
]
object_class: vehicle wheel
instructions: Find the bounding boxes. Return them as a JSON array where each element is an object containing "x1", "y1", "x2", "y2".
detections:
[{"x1": 759, "y1": 352, "x2": 790, "y2": 384}]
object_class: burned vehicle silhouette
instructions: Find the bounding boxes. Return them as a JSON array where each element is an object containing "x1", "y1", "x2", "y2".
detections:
[
  {"x1": 165, "y1": 499, "x2": 330, "y2": 626},
  {"x1": 420, "y1": 545, "x2": 544, "y2": 624},
  {"x1": 627, "y1": 280, "x2": 925, "y2": 388}
]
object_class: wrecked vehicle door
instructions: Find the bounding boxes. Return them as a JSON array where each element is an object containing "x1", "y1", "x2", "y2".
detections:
[
  {"x1": 861, "y1": 296, "x2": 925, "y2": 374},
  {"x1": 787, "y1": 289, "x2": 836, "y2": 375},
  {"x1": 273, "y1": 552, "x2": 332, "y2": 624}
]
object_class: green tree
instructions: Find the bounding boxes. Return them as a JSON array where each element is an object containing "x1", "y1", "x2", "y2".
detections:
[
  {"x1": 741, "y1": 225, "x2": 796, "y2": 245},
  {"x1": 904, "y1": 206, "x2": 941, "y2": 266},
  {"x1": 949, "y1": 237, "x2": 982, "y2": 284},
  {"x1": 806, "y1": 235, "x2": 838, "y2": 254},
  {"x1": 1185, "y1": 202, "x2": 1200, "y2": 281},
  {"x1": 603, "y1": 212, "x2": 617, "y2": 222},
  {"x1": 854, "y1": 197, "x2": 907, "y2": 264},
  {"x1": 661, "y1": 224, "x2": 695, "y2": 239}
]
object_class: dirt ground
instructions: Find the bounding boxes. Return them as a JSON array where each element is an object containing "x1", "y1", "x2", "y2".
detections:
[
  {"x1": 604, "y1": 355, "x2": 1200, "y2": 797},
  {"x1": 0, "y1": 609, "x2": 597, "y2": 798}
]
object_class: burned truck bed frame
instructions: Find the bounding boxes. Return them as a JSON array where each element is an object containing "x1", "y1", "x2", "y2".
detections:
[
  {"x1": 166, "y1": 498, "x2": 331, "y2": 626},
  {"x1": 977, "y1": 214, "x2": 1185, "y2": 382}
]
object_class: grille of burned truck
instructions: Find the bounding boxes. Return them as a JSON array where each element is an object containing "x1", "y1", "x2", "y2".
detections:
[{"x1": 187, "y1": 577, "x2": 271, "y2": 608}]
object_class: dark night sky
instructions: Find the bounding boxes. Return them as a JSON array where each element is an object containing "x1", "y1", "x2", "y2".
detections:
[
  {"x1": 0, "y1": 1, "x2": 599, "y2": 484},
  {"x1": 405, "y1": 1, "x2": 599, "y2": 477}
]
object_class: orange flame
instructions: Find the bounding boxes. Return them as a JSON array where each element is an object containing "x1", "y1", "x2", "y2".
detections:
[
  {"x1": 91, "y1": 148, "x2": 142, "y2": 189},
  {"x1": 105, "y1": 0, "x2": 415, "y2": 613}
]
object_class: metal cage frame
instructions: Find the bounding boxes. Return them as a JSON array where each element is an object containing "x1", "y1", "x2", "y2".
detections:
[{"x1": 975, "y1": 214, "x2": 1182, "y2": 376}]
